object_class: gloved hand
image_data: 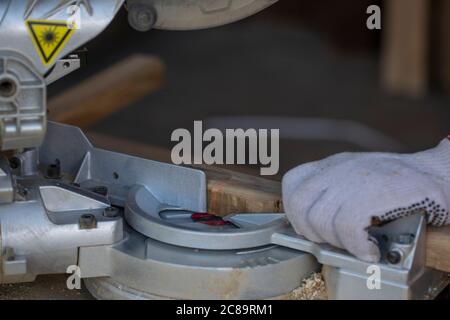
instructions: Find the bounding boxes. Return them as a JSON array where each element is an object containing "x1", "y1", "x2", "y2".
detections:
[{"x1": 282, "y1": 137, "x2": 450, "y2": 262}]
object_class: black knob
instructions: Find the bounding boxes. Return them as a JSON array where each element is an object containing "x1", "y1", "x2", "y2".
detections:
[{"x1": 128, "y1": 1, "x2": 157, "y2": 32}]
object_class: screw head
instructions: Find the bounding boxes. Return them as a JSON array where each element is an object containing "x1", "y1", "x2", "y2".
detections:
[
  {"x1": 79, "y1": 214, "x2": 97, "y2": 229},
  {"x1": 386, "y1": 250, "x2": 402, "y2": 264},
  {"x1": 103, "y1": 207, "x2": 119, "y2": 218}
]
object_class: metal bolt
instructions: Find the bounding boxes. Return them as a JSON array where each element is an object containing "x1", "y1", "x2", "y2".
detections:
[
  {"x1": 79, "y1": 214, "x2": 97, "y2": 229},
  {"x1": 103, "y1": 206, "x2": 119, "y2": 218},
  {"x1": 386, "y1": 250, "x2": 402, "y2": 264},
  {"x1": 45, "y1": 160, "x2": 61, "y2": 179}
]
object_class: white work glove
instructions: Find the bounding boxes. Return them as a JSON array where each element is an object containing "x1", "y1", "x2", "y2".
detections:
[{"x1": 282, "y1": 137, "x2": 450, "y2": 262}]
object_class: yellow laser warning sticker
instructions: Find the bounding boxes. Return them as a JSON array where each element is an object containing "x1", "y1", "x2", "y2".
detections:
[{"x1": 26, "y1": 20, "x2": 76, "y2": 66}]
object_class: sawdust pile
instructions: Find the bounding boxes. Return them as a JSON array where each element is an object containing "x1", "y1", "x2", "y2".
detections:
[
  {"x1": 0, "y1": 275, "x2": 93, "y2": 300},
  {"x1": 284, "y1": 272, "x2": 328, "y2": 300}
]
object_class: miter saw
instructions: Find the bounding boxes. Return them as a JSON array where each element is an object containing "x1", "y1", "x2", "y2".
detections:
[{"x1": 0, "y1": 0, "x2": 448, "y2": 300}]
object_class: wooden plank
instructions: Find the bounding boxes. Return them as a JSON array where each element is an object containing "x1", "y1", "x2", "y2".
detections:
[
  {"x1": 426, "y1": 226, "x2": 450, "y2": 273},
  {"x1": 87, "y1": 133, "x2": 450, "y2": 273},
  {"x1": 48, "y1": 54, "x2": 165, "y2": 127},
  {"x1": 193, "y1": 164, "x2": 283, "y2": 215},
  {"x1": 381, "y1": 0, "x2": 430, "y2": 97}
]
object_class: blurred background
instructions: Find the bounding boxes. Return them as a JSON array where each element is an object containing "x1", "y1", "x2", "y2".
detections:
[{"x1": 49, "y1": 0, "x2": 450, "y2": 177}]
